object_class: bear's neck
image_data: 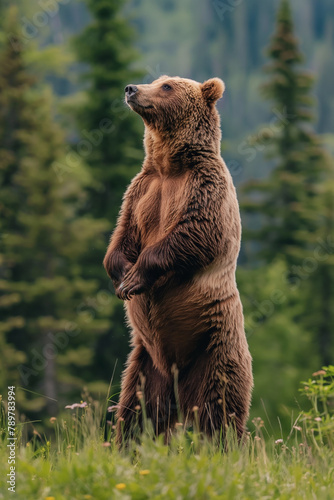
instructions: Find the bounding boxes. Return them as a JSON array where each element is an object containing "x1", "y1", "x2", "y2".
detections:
[{"x1": 143, "y1": 128, "x2": 221, "y2": 176}]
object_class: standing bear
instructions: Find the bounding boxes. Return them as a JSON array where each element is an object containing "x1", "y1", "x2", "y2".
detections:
[{"x1": 103, "y1": 75, "x2": 253, "y2": 444}]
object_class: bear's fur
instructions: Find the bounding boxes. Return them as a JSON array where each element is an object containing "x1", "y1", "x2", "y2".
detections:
[{"x1": 103, "y1": 75, "x2": 253, "y2": 444}]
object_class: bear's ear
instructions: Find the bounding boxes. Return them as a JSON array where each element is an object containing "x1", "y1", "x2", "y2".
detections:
[{"x1": 201, "y1": 78, "x2": 225, "y2": 104}]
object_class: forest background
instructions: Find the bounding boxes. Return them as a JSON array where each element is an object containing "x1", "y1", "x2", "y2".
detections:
[{"x1": 1, "y1": 0, "x2": 333, "y2": 437}]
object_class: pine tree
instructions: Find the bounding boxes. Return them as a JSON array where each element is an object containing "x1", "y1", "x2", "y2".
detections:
[
  {"x1": 0, "y1": 7, "x2": 111, "y2": 416},
  {"x1": 302, "y1": 174, "x2": 334, "y2": 366},
  {"x1": 242, "y1": 0, "x2": 334, "y2": 366},
  {"x1": 243, "y1": 0, "x2": 330, "y2": 267},
  {"x1": 71, "y1": 0, "x2": 145, "y2": 388},
  {"x1": 73, "y1": 0, "x2": 144, "y2": 221}
]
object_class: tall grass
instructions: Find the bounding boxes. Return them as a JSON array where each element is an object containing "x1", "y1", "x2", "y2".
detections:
[{"x1": 1, "y1": 367, "x2": 334, "y2": 500}]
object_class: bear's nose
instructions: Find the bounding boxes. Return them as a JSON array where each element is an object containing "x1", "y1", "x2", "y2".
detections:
[{"x1": 125, "y1": 85, "x2": 138, "y2": 97}]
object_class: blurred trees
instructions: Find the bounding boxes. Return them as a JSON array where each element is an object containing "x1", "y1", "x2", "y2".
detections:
[
  {"x1": 237, "y1": 260, "x2": 317, "y2": 427},
  {"x1": 0, "y1": 7, "x2": 110, "y2": 416},
  {"x1": 71, "y1": 0, "x2": 144, "y2": 387},
  {"x1": 73, "y1": 0, "x2": 143, "y2": 221},
  {"x1": 242, "y1": 0, "x2": 330, "y2": 268},
  {"x1": 240, "y1": 0, "x2": 334, "y2": 429}
]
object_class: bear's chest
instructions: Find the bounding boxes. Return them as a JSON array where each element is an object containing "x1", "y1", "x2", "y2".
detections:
[{"x1": 134, "y1": 173, "x2": 190, "y2": 247}]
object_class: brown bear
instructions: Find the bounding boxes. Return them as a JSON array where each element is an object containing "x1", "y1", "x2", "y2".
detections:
[{"x1": 103, "y1": 75, "x2": 253, "y2": 444}]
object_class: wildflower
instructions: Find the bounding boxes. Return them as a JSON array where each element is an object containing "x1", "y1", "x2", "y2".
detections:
[
  {"x1": 139, "y1": 469, "x2": 150, "y2": 475},
  {"x1": 275, "y1": 439, "x2": 283, "y2": 444},
  {"x1": 312, "y1": 370, "x2": 326, "y2": 376},
  {"x1": 252, "y1": 417, "x2": 264, "y2": 428},
  {"x1": 192, "y1": 406, "x2": 199, "y2": 412},
  {"x1": 50, "y1": 417, "x2": 57, "y2": 424},
  {"x1": 115, "y1": 483, "x2": 126, "y2": 490},
  {"x1": 107, "y1": 405, "x2": 119, "y2": 412},
  {"x1": 136, "y1": 391, "x2": 143, "y2": 400},
  {"x1": 65, "y1": 402, "x2": 87, "y2": 410},
  {"x1": 135, "y1": 405, "x2": 141, "y2": 411},
  {"x1": 314, "y1": 417, "x2": 322, "y2": 422},
  {"x1": 293, "y1": 425, "x2": 302, "y2": 431},
  {"x1": 175, "y1": 422, "x2": 183, "y2": 428},
  {"x1": 102, "y1": 442, "x2": 111, "y2": 447},
  {"x1": 45, "y1": 497, "x2": 55, "y2": 500},
  {"x1": 33, "y1": 429, "x2": 42, "y2": 439}
]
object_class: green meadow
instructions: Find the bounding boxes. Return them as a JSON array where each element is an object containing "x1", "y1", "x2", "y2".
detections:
[{"x1": 1, "y1": 367, "x2": 334, "y2": 500}]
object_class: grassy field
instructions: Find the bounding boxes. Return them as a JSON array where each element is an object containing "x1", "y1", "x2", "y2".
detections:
[{"x1": 1, "y1": 368, "x2": 334, "y2": 500}]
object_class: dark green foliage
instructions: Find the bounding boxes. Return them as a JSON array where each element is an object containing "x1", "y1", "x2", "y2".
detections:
[
  {"x1": 243, "y1": 0, "x2": 330, "y2": 266},
  {"x1": 300, "y1": 365, "x2": 334, "y2": 447},
  {"x1": 71, "y1": 0, "x2": 145, "y2": 394},
  {"x1": 241, "y1": 0, "x2": 334, "y2": 372},
  {"x1": 238, "y1": 260, "x2": 319, "y2": 431},
  {"x1": 73, "y1": 0, "x2": 144, "y2": 221},
  {"x1": 0, "y1": 7, "x2": 110, "y2": 415}
]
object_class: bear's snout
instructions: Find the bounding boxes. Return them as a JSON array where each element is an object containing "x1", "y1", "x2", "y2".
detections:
[{"x1": 125, "y1": 85, "x2": 138, "y2": 98}]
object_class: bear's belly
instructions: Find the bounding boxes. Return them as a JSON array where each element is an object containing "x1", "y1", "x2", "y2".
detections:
[
  {"x1": 126, "y1": 282, "x2": 207, "y2": 373},
  {"x1": 126, "y1": 266, "x2": 239, "y2": 376},
  {"x1": 134, "y1": 172, "x2": 190, "y2": 248}
]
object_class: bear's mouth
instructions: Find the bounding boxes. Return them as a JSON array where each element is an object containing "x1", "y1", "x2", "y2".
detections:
[
  {"x1": 131, "y1": 102, "x2": 154, "y2": 110},
  {"x1": 138, "y1": 104, "x2": 154, "y2": 109},
  {"x1": 126, "y1": 97, "x2": 154, "y2": 110}
]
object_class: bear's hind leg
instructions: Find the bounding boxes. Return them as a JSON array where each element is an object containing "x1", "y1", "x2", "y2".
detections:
[{"x1": 116, "y1": 342, "x2": 174, "y2": 446}]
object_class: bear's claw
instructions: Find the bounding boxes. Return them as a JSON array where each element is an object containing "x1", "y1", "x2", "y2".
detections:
[{"x1": 117, "y1": 280, "x2": 144, "y2": 300}]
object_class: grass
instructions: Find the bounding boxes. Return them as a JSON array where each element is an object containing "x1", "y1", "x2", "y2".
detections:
[{"x1": 1, "y1": 368, "x2": 334, "y2": 500}]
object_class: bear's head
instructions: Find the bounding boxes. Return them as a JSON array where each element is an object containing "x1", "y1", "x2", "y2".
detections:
[{"x1": 124, "y1": 75, "x2": 225, "y2": 152}]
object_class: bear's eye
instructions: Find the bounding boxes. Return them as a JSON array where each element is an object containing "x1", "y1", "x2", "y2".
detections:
[{"x1": 162, "y1": 84, "x2": 172, "y2": 91}]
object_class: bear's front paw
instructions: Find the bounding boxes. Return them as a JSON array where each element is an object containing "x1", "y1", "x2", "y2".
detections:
[
  {"x1": 103, "y1": 251, "x2": 132, "y2": 289},
  {"x1": 117, "y1": 268, "x2": 145, "y2": 300}
]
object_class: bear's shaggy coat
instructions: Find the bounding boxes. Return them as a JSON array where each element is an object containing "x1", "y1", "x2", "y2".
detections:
[{"x1": 104, "y1": 76, "x2": 253, "y2": 444}]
